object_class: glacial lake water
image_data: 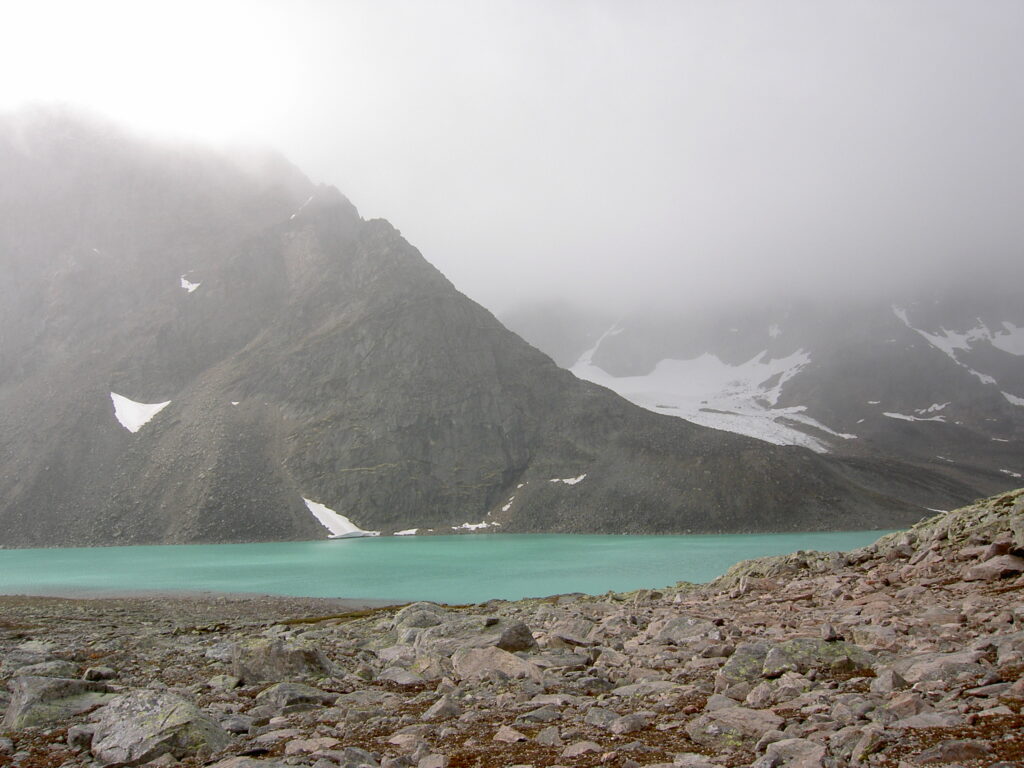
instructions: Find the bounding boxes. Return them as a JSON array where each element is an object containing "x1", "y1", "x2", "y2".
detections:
[{"x1": 0, "y1": 531, "x2": 890, "y2": 605}]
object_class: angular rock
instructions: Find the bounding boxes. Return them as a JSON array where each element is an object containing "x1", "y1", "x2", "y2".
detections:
[
  {"x1": 685, "y1": 706, "x2": 784, "y2": 750},
  {"x1": 2, "y1": 676, "x2": 114, "y2": 728},
  {"x1": 760, "y1": 737, "x2": 827, "y2": 768},
  {"x1": 231, "y1": 638, "x2": 333, "y2": 683},
  {"x1": 562, "y1": 740, "x2": 601, "y2": 757},
  {"x1": 496, "y1": 621, "x2": 538, "y2": 652},
  {"x1": 451, "y1": 646, "x2": 542, "y2": 683},
  {"x1": 89, "y1": 689, "x2": 231, "y2": 766},
  {"x1": 422, "y1": 694, "x2": 462, "y2": 721},
  {"x1": 963, "y1": 554, "x2": 1024, "y2": 581},
  {"x1": 654, "y1": 616, "x2": 716, "y2": 645},
  {"x1": 255, "y1": 681, "x2": 337, "y2": 709},
  {"x1": 492, "y1": 725, "x2": 527, "y2": 743},
  {"x1": 916, "y1": 739, "x2": 994, "y2": 763}
]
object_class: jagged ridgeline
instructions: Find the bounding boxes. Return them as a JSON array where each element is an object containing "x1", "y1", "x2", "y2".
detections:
[{"x1": 0, "y1": 112, "x2": 969, "y2": 545}]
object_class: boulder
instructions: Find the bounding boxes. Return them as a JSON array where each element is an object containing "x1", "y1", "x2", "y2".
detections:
[
  {"x1": 963, "y1": 554, "x2": 1024, "y2": 581},
  {"x1": 685, "y1": 706, "x2": 784, "y2": 750},
  {"x1": 89, "y1": 689, "x2": 231, "y2": 766},
  {"x1": 2, "y1": 676, "x2": 114, "y2": 728},
  {"x1": 254, "y1": 682, "x2": 337, "y2": 709},
  {"x1": 451, "y1": 646, "x2": 542, "y2": 683},
  {"x1": 495, "y1": 621, "x2": 538, "y2": 652},
  {"x1": 12, "y1": 660, "x2": 80, "y2": 678},
  {"x1": 916, "y1": 739, "x2": 995, "y2": 763},
  {"x1": 890, "y1": 650, "x2": 985, "y2": 683},
  {"x1": 758, "y1": 738, "x2": 827, "y2": 768},
  {"x1": 230, "y1": 638, "x2": 333, "y2": 683},
  {"x1": 654, "y1": 616, "x2": 717, "y2": 645}
]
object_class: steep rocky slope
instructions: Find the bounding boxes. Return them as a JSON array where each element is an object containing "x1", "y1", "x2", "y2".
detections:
[
  {"x1": 1, "y1": 489, "x2": 1022, "y2": 767},
  {"x1": 0, "y1": 112, "x2": 973, "y2": 546}
]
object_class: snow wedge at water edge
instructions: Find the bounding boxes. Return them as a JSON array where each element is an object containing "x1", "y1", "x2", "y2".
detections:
[
  {"x1": 302, "y1": 498, "x2": 380, "y2": 538},
  {"x1": 456, "y1": 520, "x2": 503, "y2": 532},
  {"x1": 110, "y1": 393, "x2": 171, "y2": 433},
  {"x1": 394, "y1": 528, "x2": 419, "y2": 536},
  {"x1": 550, "y1": 475, "x2": 587, "y2": 485}
]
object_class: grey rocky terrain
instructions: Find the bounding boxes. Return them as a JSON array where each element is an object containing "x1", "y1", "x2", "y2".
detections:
[{"x1": 2, "y1": 488, "x2": 1023, "y2": 768}]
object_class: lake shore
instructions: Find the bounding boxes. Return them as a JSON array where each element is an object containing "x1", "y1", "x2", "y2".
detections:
[{"x1": 1, "y1": 488, "x2": 1022, "y2": 768}]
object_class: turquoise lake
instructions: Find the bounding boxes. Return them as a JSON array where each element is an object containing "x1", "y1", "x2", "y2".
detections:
[{"x1": 0, "y1": 531, "x2": 889, "y2": 605}]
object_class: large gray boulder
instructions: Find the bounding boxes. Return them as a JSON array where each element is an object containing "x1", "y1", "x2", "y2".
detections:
[
  {"x1": 230, "y1": 638, "x2": 333, "y2": 683},
  {"x1": 686, "y1": 706, "x2": 784, "y2": 750},
  {"x1": 451, "y1": 646, "x2": 543, "y2": 683},
  {"x1": 2, "y1": 676, "x2": 114, "y2": 728},
  {"x1": 89, "y1": 689, "x2": 231, "y2": 766}
]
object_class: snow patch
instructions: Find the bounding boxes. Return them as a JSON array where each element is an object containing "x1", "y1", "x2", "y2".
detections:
[
  {"x1": 394, "y1": 528, "x2": 419, "y2": 536},
  {"x1": 992, "y1": 437, "x2": 1010, "y2": 442},
  {"x1": 452, "y1": 521, "x2": 501, "y2": 531},
  {"x1": 110, "y1": 393, "x2": 171, "y2": 433},
  {"x1": 892, "y1": 306, "x2": 1013, "y2": 385},
  {"x1": 1001, "y1": 469, "x2": 1023, "y2": 479},
  {"x1": 571, "y1": 327, "x2": 853, "y2": 453},
  {"x1": 302, "y1": 498, "x2": 380, "y2": 539},
  {"x1": 992, "y1": 322, "x2": 1024, "y2": 356},
  {"x1": 884, "y1": 412, "x2": 946, "y2": 423},
  {"x1": 180, "y1": 275, "x2": 200, "y2": 293},
  {"x1": 501, "y1": 496, "x2": 515, "y2": 512},
  {"x1": 915, "y1": 402, "x2": 949, "y2": 415},
  {"x1": 1003, "y1": 391, "x2": 1024, "y2": 407},
  {"x1": 867, "y1": 400, "x2": 881, "y2": 405},
  {"x1": 289, "y1": 195, "x2": 315, "y2": 221},
  {"x1": 768, "y1": 324, "x2": 781, "y2": 339},
  {"x1": 550, "y1": 474, "x2": 587, "y2": 486},
  {"x1": 230, "y1": 401, "x2": 240, "y2": 406}
]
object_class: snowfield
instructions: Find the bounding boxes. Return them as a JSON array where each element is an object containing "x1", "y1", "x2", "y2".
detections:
[{"x1": 570, "y1": 325, "x2": 854, "y2": 453}]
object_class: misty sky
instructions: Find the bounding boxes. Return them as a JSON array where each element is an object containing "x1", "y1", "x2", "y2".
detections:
[{"x1": 3, "y1": 1, "x2": 1023, "y2": 314}]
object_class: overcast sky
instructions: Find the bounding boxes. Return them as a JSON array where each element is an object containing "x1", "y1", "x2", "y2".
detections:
[{"x1": 3, "y1": 1, "x2": 1023, "y2": 314}]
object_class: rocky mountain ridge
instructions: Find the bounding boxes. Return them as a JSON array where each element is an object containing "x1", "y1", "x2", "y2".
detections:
[
  {"x1": 1, "y1": 488, "x2": 1022, "y2": 767},
  {"x1": 0, "y1": 110, "x2": 974, "y2": 546}
]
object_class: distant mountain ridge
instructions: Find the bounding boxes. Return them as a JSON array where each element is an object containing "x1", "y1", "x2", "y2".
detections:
[
  {"x1": 503, "y1": 291, "x2": 1024, "y2": 499},
  {"x1": 0, "y1": 111, "x2": 983, "y2": 546}
]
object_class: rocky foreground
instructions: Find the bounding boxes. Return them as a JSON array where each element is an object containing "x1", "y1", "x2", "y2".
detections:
[{"x1": 2, "y1": 490, "x2": 1024, "y2": 768}]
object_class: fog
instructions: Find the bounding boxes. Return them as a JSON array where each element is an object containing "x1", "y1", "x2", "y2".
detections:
[{"x1": 3, "y1": 1, "x2": 1023, "y2": 315}]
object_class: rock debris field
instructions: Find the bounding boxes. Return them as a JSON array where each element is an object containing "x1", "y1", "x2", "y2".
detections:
[{"x1": 2, "y1": 489, "x2": 1024, "y2": 768}]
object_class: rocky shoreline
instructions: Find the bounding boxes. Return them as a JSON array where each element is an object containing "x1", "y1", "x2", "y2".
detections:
[{"x1": 2, "y1": 489, "x2": 1023, "y2": 768}]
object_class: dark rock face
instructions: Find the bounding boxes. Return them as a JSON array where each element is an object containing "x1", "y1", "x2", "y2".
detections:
[{"x1": 0, "y1": 111, "x2": 934, "y2": 545}]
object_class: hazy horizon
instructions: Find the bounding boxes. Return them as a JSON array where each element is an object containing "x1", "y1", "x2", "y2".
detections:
[{"x1": 3, "y1": 1, "x2": 1023, "y2": 316}]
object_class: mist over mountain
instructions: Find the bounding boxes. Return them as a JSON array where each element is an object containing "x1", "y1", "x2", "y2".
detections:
[
  {"x1": 0, "y1": 111, "x2": 983, "y2": 547},
  {"x1": 503, "y1": 289, "x2": 1024, "y2": 499}
]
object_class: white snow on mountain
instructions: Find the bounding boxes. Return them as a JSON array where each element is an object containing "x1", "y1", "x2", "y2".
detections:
[
  {"x1": 110, "y1": 393, "x2": 171, "y2": 433},
  {"x1": 289, "y1": 195, "x2": 315, "y2": 221},
  {"x1": 992, "y1": 322, "x2": 1024, "y2": 355},
  {"x1": 1004, "y1": 392, "x2": 1024, "y2": 407},
  {"x1": 451, "y1": 520, "x2": 501, "y2": 531},
  {"x1": 884, "y1": 412, "x2": 946, "y2": 423},
  {"x1": 550, "y1": 474, "x2": 587, "y2": 485},
  {"x1": 180, "y1": 275, "x2": 200, "y2": 293},
  {"x1": 892, "y1": 306, "x2": 1020, "y2": 385},
  {"x1": 571, "y1": 326, "x2": 854, "y2": 453},
  {"x1": 394, "y1": 528, "x2": 419, "y2": 536},
  {"x1": 302, "y1": 497, "x2": 380, "y2": 538}
]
